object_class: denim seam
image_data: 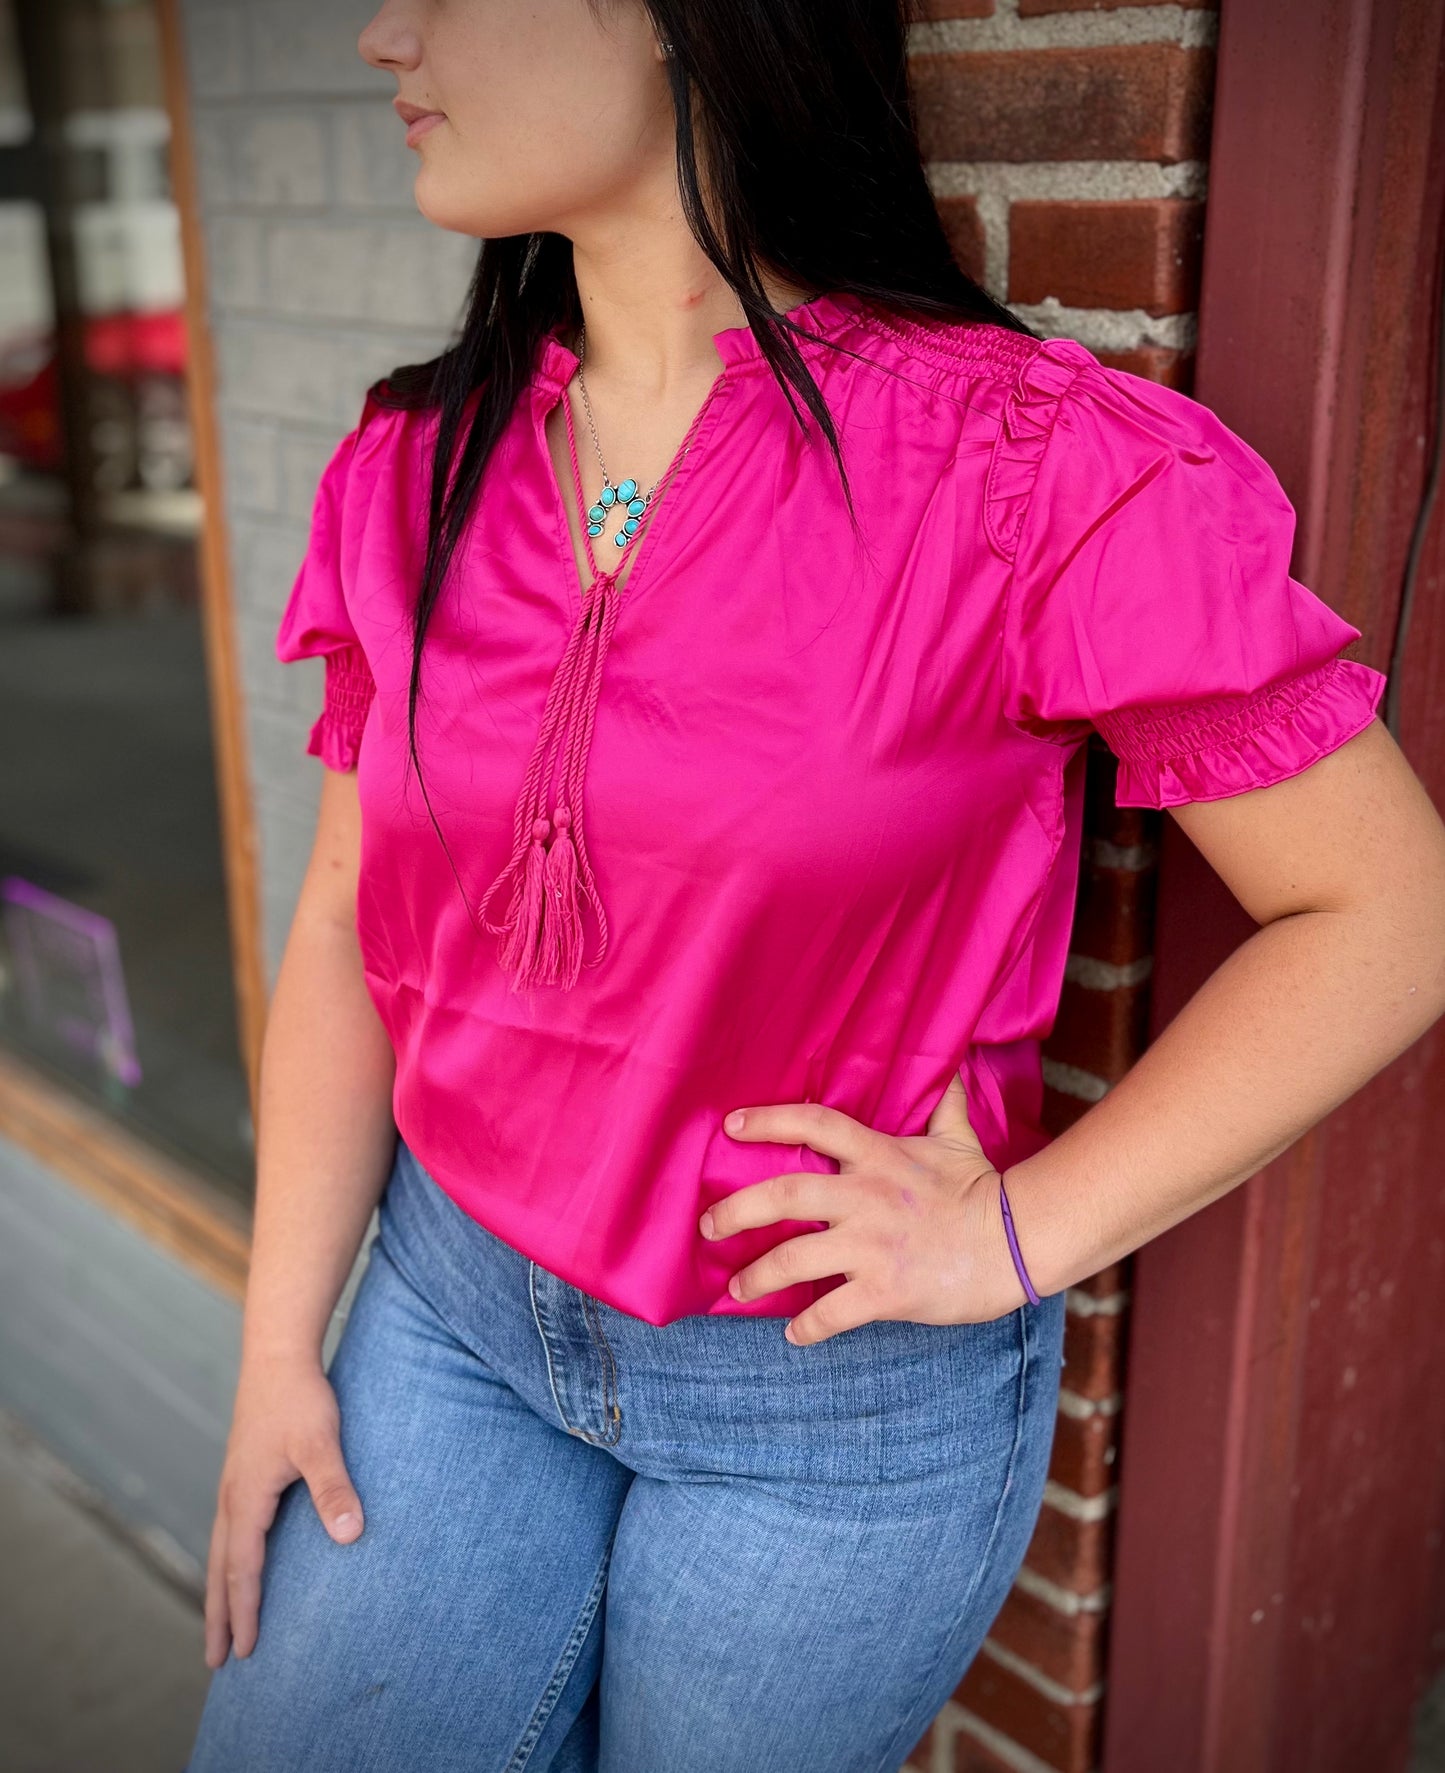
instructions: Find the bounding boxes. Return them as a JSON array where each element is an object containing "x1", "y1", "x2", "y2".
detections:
[
  {"x1": 503, "y1": 1536, "x2": 614, "y2": 1773},
  {"x1": 580, "y1": 1294, "x2": 623, "y2": 1445},
  {"x1": 366, "y1": 1226, "x2": 492, "y2": 1382},
  {"x1": 871, "y1": 1304, "x2": 1034, "y2": 1773},
  {"x1": 528, "y1": 1261, "x2": 578, "y2": 1436}
]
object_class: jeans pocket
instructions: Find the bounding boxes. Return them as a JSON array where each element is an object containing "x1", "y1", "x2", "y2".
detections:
[{"x1": 868, "y1": 1306, "x2": 1032, "y2": 1487}]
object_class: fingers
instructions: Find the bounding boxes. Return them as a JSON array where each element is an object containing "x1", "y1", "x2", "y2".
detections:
[
  {"x1": 203, "y1": 1508, "x2": 232, "y2": 1669},
  {"x1": 724, "y1": 1100, "x2": 884, "y2": 1168},
  {"x1": 785, "y1": 1281, "x2": 878, "y2": 1347},
  {"x1": 700, "y1": 1170, "x2": 842, "y2": 1241},
  {"x1": 224, "y1": 1503, "x2": 272, "y2": 1660},
  {"x1": 202, "y1": 1434, "x2": 363, "y2": 1669},
  {"x1": 727, "y1": 1227, "x2": 847, "y2": 1304},
  {"x1": 300, "y1": 1440, "x2": 366, "y2": 1546},
  {"x1": 925, "y1": 1069, "x2": 980, "y2": 1144}
]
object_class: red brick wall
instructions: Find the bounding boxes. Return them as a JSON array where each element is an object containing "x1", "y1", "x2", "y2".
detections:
[{"x1": 900, "y1": 3, "x2": 1217, "y2": 1769}]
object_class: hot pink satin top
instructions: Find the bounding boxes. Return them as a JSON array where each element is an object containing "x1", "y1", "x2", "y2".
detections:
[{"x1": 276, "y1": 289, "x2": 1386, "y2": 1326}]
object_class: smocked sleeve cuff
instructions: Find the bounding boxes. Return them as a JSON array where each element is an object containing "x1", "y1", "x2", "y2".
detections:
[
  {"x1": 305, "y1": 645, "x2": 376, "y2": 772},
  {"x1": 1095, "y1": 656, "x2": 1387, "y2": 808}
]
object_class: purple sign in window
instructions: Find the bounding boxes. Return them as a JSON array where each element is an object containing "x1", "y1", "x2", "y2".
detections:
[{"x1": 1, "y1": 877, "x2": 142, "y2": 1087}]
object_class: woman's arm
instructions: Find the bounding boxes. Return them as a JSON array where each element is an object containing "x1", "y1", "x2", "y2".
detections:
[
  {"x1": 242, "y1": 765, "x2": 398, "y2": 1368},
  {"x1": 705, "y1": 717, "x2": 1445, "y2": 1342},
  {"x1": 998, "y1": 715, "x2": 1445, "y2": 1296},
  {"x1": 204, "y1": 766, "x2": 397, "y2": 1666}
]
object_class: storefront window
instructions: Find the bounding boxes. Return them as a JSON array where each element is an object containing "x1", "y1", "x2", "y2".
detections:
[{"x1": 0, "y1": 0, "x2": 251, "y2": 1196}]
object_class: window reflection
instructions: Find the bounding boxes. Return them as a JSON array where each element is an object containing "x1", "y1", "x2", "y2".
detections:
[{"x1": 0, "y1": 0, "x2": 251, "y2": 1195}]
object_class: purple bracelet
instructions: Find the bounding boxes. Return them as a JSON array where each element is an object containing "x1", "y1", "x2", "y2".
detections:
[{"x1": 998, "y1": 1171, "x2": 1041, "y2": 1305}]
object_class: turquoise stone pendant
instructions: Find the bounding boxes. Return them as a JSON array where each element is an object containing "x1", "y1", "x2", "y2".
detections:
[{"x1": 586, "y1": 476, "x2": 650, "y2": 546}]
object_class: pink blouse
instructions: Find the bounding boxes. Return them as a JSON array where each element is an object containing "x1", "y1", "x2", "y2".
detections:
[{"x1": 275, "y1": 288, "x2": 1386, "y2": 1326}]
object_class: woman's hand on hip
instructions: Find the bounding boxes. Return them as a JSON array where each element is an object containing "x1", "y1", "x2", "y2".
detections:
[
  {"x1": 701, "y1": 1073, "x2": 1029, "y2": 1345},
  {"x1": 203, "y1": 1351, "x2": 365, "y2": 1668}
]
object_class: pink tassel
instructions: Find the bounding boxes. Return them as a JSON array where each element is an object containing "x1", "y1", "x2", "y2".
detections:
[
  {"x1": 475, "y1": 569, "x2": 624, "y2": 990},
  {"x1": 497, "y1": 816, "x2": 550, "y2": 988},
  {"x1": 474, "y1": 374, "x2": 725, "y2": 990},
  {"x1": 539, "y1": 804, "x2": 584, "y2": 987}
]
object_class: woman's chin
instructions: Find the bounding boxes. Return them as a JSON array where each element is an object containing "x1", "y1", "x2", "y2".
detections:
[{"x1": 412, "y1": 172, "x2": 520, "y2": 240}]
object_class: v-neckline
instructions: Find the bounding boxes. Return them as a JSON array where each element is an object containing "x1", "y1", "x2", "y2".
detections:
[
  {"x1": 471, "y1": 289, "x2": 858, "y2": 992},
  {"x1": 529, "y1": 289, "x2": 854, "y2": 622},
  {"x1": 534, "y1": 358, "x2": 730, "y2": 623}
]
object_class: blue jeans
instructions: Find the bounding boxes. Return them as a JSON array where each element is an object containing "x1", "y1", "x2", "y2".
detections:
[{"x1": 187, "y1": 1137, "x2": 1065, "y2": 1772}]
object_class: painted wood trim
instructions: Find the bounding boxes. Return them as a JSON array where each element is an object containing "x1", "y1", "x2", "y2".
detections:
[
  {"x1": 0, "y1": 1049, "x2": 250, "y2": 1301},
  {"x1": 156, "y1": 0, "x2": 269, "y2": 1110},
  {"x1": 1102, "y1": 2, "x2": 1445, "y2": 1768}
]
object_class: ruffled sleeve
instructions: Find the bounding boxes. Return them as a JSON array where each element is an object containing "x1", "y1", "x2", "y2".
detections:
[
  {"x1": 274, "y1": 404, "x2": 379, "y2": 773},
  {"x1": 990, "y1": 337, "x2": 1387, "y2": 807}
]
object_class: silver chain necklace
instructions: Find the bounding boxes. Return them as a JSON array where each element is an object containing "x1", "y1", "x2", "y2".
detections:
[
  {"x1": 572, "y1": 294, "x2": 825, "y2": 554},
  {"x1": 573, "y1": 324, "x2": 667, "y2": 553}
]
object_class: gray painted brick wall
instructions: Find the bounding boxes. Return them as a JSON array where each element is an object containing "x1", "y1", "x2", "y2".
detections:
[{"x1": 180, "y1": 0, "x2": 476, "y2": 978}]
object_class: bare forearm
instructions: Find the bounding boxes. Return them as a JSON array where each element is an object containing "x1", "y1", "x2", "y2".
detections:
[
  {"x1": 242, "y1": 907, "x2": 398, "y2": 1368},
  {"x1": 1004, "y1": 902, "x2": 1445, "y2": 1297}
]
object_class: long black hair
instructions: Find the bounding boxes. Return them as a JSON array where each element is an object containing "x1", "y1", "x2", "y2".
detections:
[{"x1": 370, "y1": 0, "x2": 1038, "y2": 800}]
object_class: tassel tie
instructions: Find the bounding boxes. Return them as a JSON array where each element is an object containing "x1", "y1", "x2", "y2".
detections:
[{"x1": 476, "y1": 565, "x2": 624, "y2": 990}]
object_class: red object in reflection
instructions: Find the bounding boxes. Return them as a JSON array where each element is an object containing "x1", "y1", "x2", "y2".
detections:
[{"x1": 0, "y1": 308, "x2": 188, "y2": 472}]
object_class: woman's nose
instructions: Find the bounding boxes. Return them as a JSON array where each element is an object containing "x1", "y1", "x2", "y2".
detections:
[{"x1": 358, "y1": 1, "x2": 423, "y2": 73}]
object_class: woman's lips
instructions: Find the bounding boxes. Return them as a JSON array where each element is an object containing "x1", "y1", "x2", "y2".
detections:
[
  {"x1": 404, "y1": 112, "x2": 444, "y2": 147},
  {"x1": 393, "y1": 99, "x2": 446, "y2": 148}
]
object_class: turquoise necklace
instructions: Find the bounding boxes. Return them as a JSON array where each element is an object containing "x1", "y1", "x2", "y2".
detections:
[{"x1": 574, "y1": 325, "x2": 662, "y2": 552}]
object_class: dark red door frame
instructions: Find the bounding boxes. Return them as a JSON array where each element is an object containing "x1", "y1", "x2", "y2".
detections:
[{"x1": 1102, "y1": 2, "x2": 1445, "y2": 1770}]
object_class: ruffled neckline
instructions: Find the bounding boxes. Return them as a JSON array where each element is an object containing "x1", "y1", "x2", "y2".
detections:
[{"x1": 533, "y1": 288, "x2": 870, "y2": 391}]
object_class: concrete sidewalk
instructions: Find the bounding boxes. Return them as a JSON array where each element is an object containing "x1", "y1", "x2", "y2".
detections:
[{"x1": 0, "y1": 1409, "x2": 210, "y2": 1773}]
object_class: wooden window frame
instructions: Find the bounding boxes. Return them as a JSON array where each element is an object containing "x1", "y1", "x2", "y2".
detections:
[{"x1": 0, "y1": 0, "x2": 264, "y2": 1300}]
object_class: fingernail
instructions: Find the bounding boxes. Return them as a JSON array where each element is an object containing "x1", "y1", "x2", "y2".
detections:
[
  {"x1": 698, "y1": 1210, "x2": 715, "y2": 1239},
  {"x1": 333, "y1": 1511, "x2": 361, "y2": 1537},
  {"x1": 784, "y1": 1321, "x2": 798, "y2": 1344},
  {"x1": 724, "y1": 1109, "x2": 745, "y2": 1133},
  {"x1": 728, "y1": 1273, "x2": 743, "y2": 1299}
]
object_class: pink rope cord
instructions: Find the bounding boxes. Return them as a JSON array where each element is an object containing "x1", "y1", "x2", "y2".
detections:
[{"x1": 475, "y1": 365, "x2": 724, "y2": 990}]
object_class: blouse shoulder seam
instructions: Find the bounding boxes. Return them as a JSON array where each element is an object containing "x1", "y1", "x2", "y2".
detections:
[
  {"x1": 828, "y1": 307, "x2": 1073, "y2": 427},
  {"x1": 985, "y1": 336, "x2": 1096, "y2": 567},
  {"x1": 992, "y1": 340, "x2": 1098, "y2": 747},
  {"x1": 857, "y1": 305, "x2": 1047, "y2": 384}
]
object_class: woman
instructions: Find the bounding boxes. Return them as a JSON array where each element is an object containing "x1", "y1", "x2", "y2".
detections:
[{"x1": 186, "y1": 2, "x2": 1445, "y2": 1769}]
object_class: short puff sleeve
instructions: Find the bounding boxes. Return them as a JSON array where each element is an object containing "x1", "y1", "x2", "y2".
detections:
[
  {"x1": 993, "y1": 339, "x2": 1387, "y2": 806},
  {"x1": 274, "y1": 407, "x2": 378, "y2": 773}
]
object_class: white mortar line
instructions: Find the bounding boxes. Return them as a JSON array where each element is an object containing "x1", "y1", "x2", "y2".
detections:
[
  {"x1": 980, "y1": 1634, "x2": 1106, "y2": 1706},
  {"x1": 1065, "y1": 1287, "x2": 1130, "y2": 1316},
  {"x1": 927, "y1": 158, "x2": 1208, "y2": 201},
  {"x1": 911, "y1": 3, "x2": 1218, "y2": 52},
  {"x1": 941, "y1": 1700, "x2": 1089, "y2": 1773},
  {"x1": 1056, "y1": 1386, "x2": 1123, "y2": 1420},
  {"x1": 1064, "y1": 953, "x2": 1154, "y2": 991},
  {"x1": 1041, "y1": 1057, "x2": 1113, "y2": 1103},
  {"x1": 1012, "y1": 299, "x2": 1199, "y2": 351},
  {"x1": 1085, "y1": 837, "x2": 1159, "y2": 871},
  {"x1": 1042, "y1": 1478, "x2": 1119, "y2": 1520},
  {"x1": 1013, "y1": 1562, "x2": 1114, "y2": 1617}
]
